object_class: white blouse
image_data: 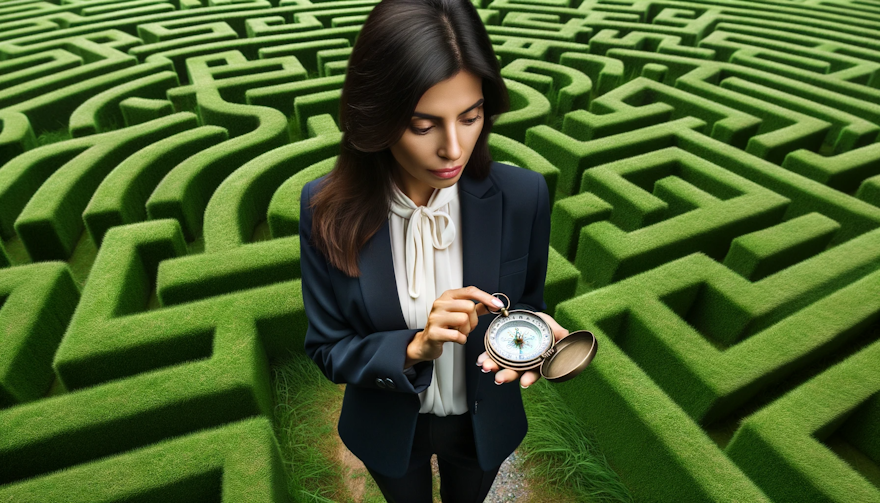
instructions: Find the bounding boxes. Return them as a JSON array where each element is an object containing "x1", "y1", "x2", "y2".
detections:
[{"x1": 388, "y1": 180, "x2": 468, "y2": 416}]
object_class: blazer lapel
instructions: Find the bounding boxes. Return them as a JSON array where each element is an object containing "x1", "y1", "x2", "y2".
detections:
[
  {"x1": 459, "y1": 169, "x2": 502, "y2": 300},
  {"x1": 359, "y1": 169, "x2": 502, "y2": 334},
  {"x1": 459, "y1": 169, "x2": 502, "y2": 405},
  {"x1": 359, "y1": 218, "x2": 404, "y2": 332}
]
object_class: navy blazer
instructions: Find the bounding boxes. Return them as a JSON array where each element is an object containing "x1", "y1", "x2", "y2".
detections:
[{"x1": 300, "y1": 161, "x2": 551, "y2": 478}]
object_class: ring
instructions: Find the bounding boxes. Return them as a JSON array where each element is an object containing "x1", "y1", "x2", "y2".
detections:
[{"x1": 488, "y1": 292, "x2": 510, "y2": 315}]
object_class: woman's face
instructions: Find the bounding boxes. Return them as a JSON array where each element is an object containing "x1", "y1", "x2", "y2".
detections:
[{"x1": 390, "y1": 70, "x2": 485, "y2": 207}]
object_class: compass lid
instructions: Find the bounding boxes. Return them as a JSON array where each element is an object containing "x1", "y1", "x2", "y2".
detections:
[{"x1": 539, "y1": 330, "x2": 597, "y2": 383}]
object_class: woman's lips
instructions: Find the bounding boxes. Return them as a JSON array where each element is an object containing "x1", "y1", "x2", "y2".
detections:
[{"x1": 431, "y1": 166, "x2": 462, "y2": 179}]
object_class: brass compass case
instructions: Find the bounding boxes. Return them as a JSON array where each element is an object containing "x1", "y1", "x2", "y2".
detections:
[{"x1": 483, "y1": 293, "x2": 598, "y2": 383}]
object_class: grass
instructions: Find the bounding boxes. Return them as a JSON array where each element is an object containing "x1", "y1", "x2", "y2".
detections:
[
  {"x1": 270, "y1": 350, "x2": 349, "y2": 501},
  {"x1": 67, "y1": 229, "x2": 98, "y2": 290},
  {"x1": 1, "y1": 234, "x2": 31, "y2": 267},
  {"x1": 36, "y1": 128, "x2": 72, "y2": 146},
  {"x1": 271, "y1": 350, "x2": 632, "y2": 502},
  {"x1": 519, "y1": 378, "x2": 633, "y2": 503},
  {"x1": 270, "y1": 350, "x2": 389, "y2": 502}
]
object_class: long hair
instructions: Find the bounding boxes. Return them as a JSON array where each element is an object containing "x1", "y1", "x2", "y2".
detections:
[{"x1": 307, "y1": 0, "x2": 509, "y2": 277}]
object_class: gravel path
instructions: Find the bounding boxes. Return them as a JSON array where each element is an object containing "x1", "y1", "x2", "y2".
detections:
[
  {"x1": 431, "y1": 449, "x2": 531, "y2": 503},
  {"x1": 339, "y1": 426, "x2": 533, "y2": 502}
]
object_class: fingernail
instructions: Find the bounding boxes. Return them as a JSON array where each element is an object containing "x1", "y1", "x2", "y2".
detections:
[
  {"x1": 476, "y1": 354, "x2": 487, "y2": 365},
  {"x1": 481, "y1": 368, "x2": 489, "y2": 373},
  {"x1": 495, "y1": 379, "x2": 503, "y2": 385},
  {"x1": 492, "y1": 298, "x2": 504, "y2": 307},
  {"x1": 521, "y1": 384, "x2": 529, "y2": 389}
]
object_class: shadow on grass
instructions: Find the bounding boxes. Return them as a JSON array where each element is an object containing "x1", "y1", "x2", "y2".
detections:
[{"x1": 36, "y1": 128, "x2": 72, "y2": 146}]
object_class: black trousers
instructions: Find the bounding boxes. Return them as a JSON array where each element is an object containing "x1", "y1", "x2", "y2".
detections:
[{"x1": 364, "y1": 411, "x2": 502, "y2": 503}]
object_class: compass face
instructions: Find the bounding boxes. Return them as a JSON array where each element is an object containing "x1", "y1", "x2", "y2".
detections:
[{"x1": 487, "y1": 313, "x2": 552, "y2": 363}]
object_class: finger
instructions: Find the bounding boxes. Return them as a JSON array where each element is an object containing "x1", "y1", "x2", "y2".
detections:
[
  {"x1": 493, "y1": 368, "x2": 520, "y2": 384},
  {"x1": 440, "y1": 299, "x2": 483, "y2": 313},
  {"x1": 481, "y1": 356, "x2": 500, "y2": 373},
  {"x1": 550, "y1": 323, "x2": 569, "y2": 341},
  {"x1": 537, "y1": 312, "x2": 561, "y2": 332},
  {"x1": 455, "y1": 311, "x2": 474, "y2": 336},
  {"x1": 433, "y1": 311, "x2": 470, "y2": 331},
  {"x1": 454, "y1": 286, "x2": 504, "y2": 315},
  {"x1": 554, "y1": 322, "x2": 570, "y2": 340},
  {"x1": 520, "y1": 370, "x2": 540, "y2": 388},
  {"x1": 467, "y1": 308, "x2": 479, "y2": 334},
  {"x1": 536, "y1": 312, "x2": 569, "y2": 341},
  {"x1": 443, "y1": 301, "x2": 482, "y2": 335},
  {"x1": 434, "y1": 327, "x2": 467, "y2": 345},
  {"x1": 442, "y1": 299, "x2": 489, "y2": 328}
]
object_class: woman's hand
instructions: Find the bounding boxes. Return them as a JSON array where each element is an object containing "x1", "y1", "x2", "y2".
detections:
[
  {"x1": 406, "y1": 287, "x2": 503, "y2": 367},
  {"x1": 477, "y1": 312, "x2": 569, "y2": 388}
]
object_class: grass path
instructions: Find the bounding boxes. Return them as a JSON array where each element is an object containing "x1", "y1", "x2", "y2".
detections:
[{"x1": 271, "y1": 351, "x2": 632, "y2": 503}]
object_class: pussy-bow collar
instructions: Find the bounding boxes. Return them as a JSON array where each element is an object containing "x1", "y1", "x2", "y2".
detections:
[{"x1": 358, "y1": 170, "x2": 502, "y2": 334}]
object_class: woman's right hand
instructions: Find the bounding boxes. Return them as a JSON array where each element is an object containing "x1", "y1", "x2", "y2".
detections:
[{"x1": 405, "y1": 287, "x2": 504, "y2": 367}]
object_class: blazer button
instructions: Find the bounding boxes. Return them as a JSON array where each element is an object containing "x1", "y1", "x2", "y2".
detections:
[
  {"x1": 376, "y1": 378, "x2": 386, "y2": 388},
  {"x1": 384, "y1": 378, "x2": 395, "y2": 389}
]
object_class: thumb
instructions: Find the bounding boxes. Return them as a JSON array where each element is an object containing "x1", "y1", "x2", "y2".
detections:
[{"x1": 536, "y1": 312, "x2": 568, "y2": 340}]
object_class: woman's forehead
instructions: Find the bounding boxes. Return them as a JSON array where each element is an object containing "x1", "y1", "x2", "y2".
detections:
[{"x1": 413, "y1": 71, "x2": 484, "y2": 118}]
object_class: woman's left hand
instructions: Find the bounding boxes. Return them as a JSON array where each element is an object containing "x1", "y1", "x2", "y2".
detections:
[{"x1": 477, "y1": 312, "x2": 569, "y2": 388}]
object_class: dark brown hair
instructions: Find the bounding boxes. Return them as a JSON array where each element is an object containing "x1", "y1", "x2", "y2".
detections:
[{"x1": 308, "y1": 0, "x2": 509, "y2": 277}]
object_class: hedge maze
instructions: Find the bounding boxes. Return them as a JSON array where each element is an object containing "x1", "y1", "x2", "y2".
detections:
[{"x1": 1, "y1": 0, "x2": 879, "y2": 501}]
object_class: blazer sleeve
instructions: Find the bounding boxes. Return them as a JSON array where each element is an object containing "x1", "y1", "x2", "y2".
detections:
[
  {"x1": 513, "y1": 173, "x2": 550, "y2": 314},
  {"x1": 299, "y1": 180, "x2": 434, "y2": 394}
]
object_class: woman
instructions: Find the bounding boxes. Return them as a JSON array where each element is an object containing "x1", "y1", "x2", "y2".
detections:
[{"x1": 299, "y1": 0, "x2": 570, "y2": 500}]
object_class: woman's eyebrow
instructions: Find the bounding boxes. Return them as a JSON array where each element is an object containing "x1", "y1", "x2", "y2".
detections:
[{"x1": 412, "y1": 98, "x2": 484, "y2": 120}]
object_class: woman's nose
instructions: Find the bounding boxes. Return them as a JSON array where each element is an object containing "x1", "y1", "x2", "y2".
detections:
[{"x1": 439, "y1": 126, "x2": 462, "y2": 161}]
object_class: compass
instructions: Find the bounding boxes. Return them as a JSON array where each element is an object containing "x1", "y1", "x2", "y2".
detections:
[{"x1": 483, "y1": 293, "x2": 597, "y2": 383}]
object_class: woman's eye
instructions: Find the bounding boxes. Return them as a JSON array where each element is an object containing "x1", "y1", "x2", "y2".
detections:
[{"x1": 411, "y1": 114, "x2": 481, "y2": 135}]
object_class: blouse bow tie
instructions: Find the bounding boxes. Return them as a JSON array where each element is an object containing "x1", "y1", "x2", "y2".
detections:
[{"x1": 389, "y1": 183, "x2": 457, "y2": 299}]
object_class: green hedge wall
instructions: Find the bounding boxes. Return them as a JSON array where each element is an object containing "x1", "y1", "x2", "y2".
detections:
[{"x1": 1, "y1": 0, "x2": 879, "y2": 501}]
